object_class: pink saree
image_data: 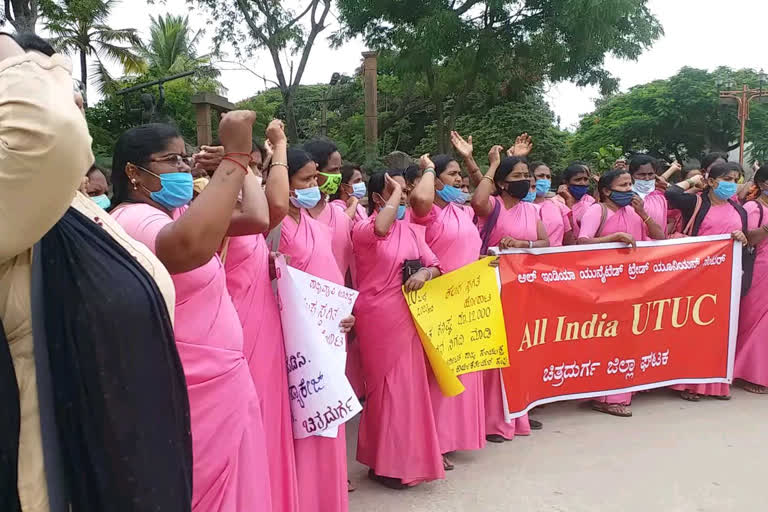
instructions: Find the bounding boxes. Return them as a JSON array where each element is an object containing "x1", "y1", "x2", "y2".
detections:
[
  {"x1": 411, "y1": 203, "x2": 486, "y2": 453},
  {"x1": 352, "y1": 215, "x2": 445, "y2": 484},
  {"x1": 112, "y1": 203, "x2": 271, "y2": 512},
  {"x1": 224, "y1": 234, "x2": 299, "y2": 512}
]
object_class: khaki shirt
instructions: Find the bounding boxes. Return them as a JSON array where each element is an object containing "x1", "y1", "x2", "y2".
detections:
[{"x1": 0, "y1": 52, "x2": 175, "y2": 512}]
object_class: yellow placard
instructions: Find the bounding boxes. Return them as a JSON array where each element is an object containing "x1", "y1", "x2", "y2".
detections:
[{"x1": 404, "y1": 257, "x2": 510, "y2": 396}]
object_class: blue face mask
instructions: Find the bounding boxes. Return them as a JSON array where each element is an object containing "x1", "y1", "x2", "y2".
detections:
[
  {"x1": 396, "y1": 205, "x2": 407, "y2": 220},
  {"x1": 535, "y1": 179, "x2": 551, "y2": 197},
  {"x1": 290, "y1": 186, "x2": 322, "y2": 209},
  {"x1": 436, "y1": 183, "x2": 467, "y2": 204},
  {"x1": 522, "y1": 190, "x2": 536, "y2": 203},
  {"x1": 610, "y1": 190, "x2": 635, "y2": 207},
  {"x1": 91, "y1": 194, "x2": 111, "y2": 210},
  {"x1": 714, "y1": 180, "x2": 737, "y2": 200},
  {"x1": 351, "y1": 182, "x2": 367, "y2": 199},
  {"x1": 569, "y1": 184, "x2": 589, "y2": 200},
  {"x1": 139, "y1": 167, "x2": 193, "y2": 209}
]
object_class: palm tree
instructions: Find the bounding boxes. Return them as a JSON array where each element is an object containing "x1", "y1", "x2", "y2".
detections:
[
  {"x1": 138, "y1": 13, "x2": 213, "y2": 78},
  {"x1": 45, "y1": 0, "x2": 145, "y2": 106}
]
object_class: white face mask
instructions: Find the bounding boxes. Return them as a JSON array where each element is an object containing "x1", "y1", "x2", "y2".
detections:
[{"x1": 632, "y1": 179, "x2": 655, "y2": 197}]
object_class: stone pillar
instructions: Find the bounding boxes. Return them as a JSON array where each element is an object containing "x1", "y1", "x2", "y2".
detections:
[
  {"x1": 362, "y1": 51, "x2": 378, "y2": 160},
  {"x1": 194, "y1": 103, "x2": 212, "y2": 147}
]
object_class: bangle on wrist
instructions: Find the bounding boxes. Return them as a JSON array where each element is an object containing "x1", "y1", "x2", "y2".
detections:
[
  {"x1": 643, "y1": 216, "x2": 651, "y2": 224},
  {"x1": 419, "y1": 267, "x2": 432, "y2": 281},
  {"x1": 383, "y1": 204, "x2": 395, "y2": 210},
  {"x1": 482, "y1": 175, "x2": 494, "y2": 185},
  {"x1": 269, "y1": 161, "x2": 288, "y2": 170},
  {"x1": 423, "y1": 168, "x2": 436, "y2": 175}
]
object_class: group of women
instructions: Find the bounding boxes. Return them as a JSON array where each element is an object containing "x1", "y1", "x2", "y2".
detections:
[{"x1": 3, "y1": 34, "x2": 766, "y2": 512}]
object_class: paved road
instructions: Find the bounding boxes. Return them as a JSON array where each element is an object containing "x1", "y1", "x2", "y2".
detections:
[{"x1": 346, "y1": 388, "x2": 766, "y2": 511}]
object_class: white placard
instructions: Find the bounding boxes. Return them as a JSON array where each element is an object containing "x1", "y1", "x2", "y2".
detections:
[{"x1": 276, "y1": 257, "x2": 362, "y2": 439}]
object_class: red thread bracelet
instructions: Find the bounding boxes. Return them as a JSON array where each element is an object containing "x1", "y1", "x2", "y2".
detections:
[{"x1": 222, "y1": 156, "x2": 249, "y2": 175}]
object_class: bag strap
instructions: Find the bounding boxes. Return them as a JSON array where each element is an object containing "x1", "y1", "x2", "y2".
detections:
[
  {"x1": 757, "y1": 201, "x2": 764, "y2": 227},
  {"x1": 729, "y1": 199, "x2": 749, "y2": 235},
  {"x1": 683, "y1": 195, "x2": 703, "y2": 236},
  {"x1": 474, "y1": 199, "x2": 501, "y2": 255},
  {"x1": 595, "y1": 203, "x2": 608, "y2": 237}
]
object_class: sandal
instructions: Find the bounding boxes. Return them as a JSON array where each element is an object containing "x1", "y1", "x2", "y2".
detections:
[
  {"x1": 347, "y1": 479, "x2": 355, "y2": 493},
  {"x1": 442, "y1": 455, "x2": 455, "y2": 471},
  {"x1": 368, "y1": 469, "x2": 407, "y2": 490},
  {"x1": 742, "y1": 382, "x2": 768, "y2": 394},
  {"x1": 592, "y1": 401, "x2": 632, "y2": 417},
  {"x1": 713, "y1": 394, "x2": 732, "y2": 401},
  {"x1": 680, "y1": 390, "x2": 701, "y2": 402},
  {"x1": 529, "y1": 419, "x2": 543, "y2": 430},
  {"x1": 486, "y1": 434, "x2": 507, "y2": 443}
]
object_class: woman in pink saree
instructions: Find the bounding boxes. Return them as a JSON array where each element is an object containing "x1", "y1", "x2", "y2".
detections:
[
  {"x1": 204, "y1": 122, "x2": 299, "y2": 512},
  {"x1": 666, "y1": 162, "x2": 749, "y2": 401},
  {"x1": 110, "y1": 113, "x2": 273, "y2": 511},
  {"x1": 530, "y1": 162, "x2": 574, "y2": 246},
  {"x1": 409, "y1": 154, "x2": 485, "y2": 469},
  {"x1": 353, "y1": 170, "x2": 445, "y2": 489},
  {"x1": 736, "y1": 166, "x2": 768, "y2": 393},
  {"x1": 557, "y1": 163, "x2": 596, "y2": 236},
  {"x1": 577, "y1": 169, "x2": 666, "y2": 417},
  {"x1": 629, "y1": 155, "x2": 669, "y2": 230},
  {"x1": 471, "y1": 148, "x2": 549, "y2": 442},
  {"x1": 278, "y1": 147, "x2": 354, "y2": 512}
]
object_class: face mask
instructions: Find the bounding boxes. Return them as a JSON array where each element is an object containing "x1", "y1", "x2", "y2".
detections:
[
  {"x1": 436, "y1": 183, "x2": 467, "y2": 204},
  {"x1": 351, "y1": 182, "x2": 367, "y2": 199},
  {"x1": 713, "y1": 180, "x2": 737, "y2": 200},
  {"x1": 193, "y1": 177, "x2": 210, "y2": 195},
  {"x1": 505, "y1": 180, "x2": 531, "y2": 200},
  {"x1": 91, "y1": 194, "x2": 111, "y2": 210},
  {"x1": 569, "y1": 184, "x2": 589, "y2": 200},
  {"x1": 290, "y1": 186, "x2": 322, "y2": 209},
  {"x1": 632, "y1": 179, "x2": 655, "y2": 197},
  {"x1": 535, "y1": 179, "x2": 551, "y2": 197},
  {"x1": 318, "y1": 172, "x2": 342, "y2": 195},
  {"x1": 396, "y1": 205, "x2": 407, "y2": 220},
  {"x1": 610, "y1": 190, "x2": 635, "y2": 207},
  {"x1": 139, "y1": 167, "x2": 193, "y2": 210},
  {"x1": 522, "y1": 190, "x2": 536, "y2": 203}
]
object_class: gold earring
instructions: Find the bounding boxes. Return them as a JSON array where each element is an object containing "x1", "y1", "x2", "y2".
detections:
[{"x1": 131, "y1": 179, "x2": 137, "y2": 190}]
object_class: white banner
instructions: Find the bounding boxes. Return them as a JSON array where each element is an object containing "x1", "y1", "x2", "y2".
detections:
[{"x1": 275, "y1": 257, "x2": 362, "y2": 439}]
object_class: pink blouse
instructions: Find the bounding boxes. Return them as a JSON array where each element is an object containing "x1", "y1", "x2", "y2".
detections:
[
  {"x1": 533, "y1": 200, "x2": 570, "y2": 247},
  {"x1": 578, "y1": 203, "x2": 650, "y2": 241},
  {"x1": 479, "y1": 196, "x2": 539, "y2": 248},
  {"x1": 330, "y1": 199, "x2": 369, "y2": 224},
  {"x1": 411, "y1": 203, "x2": 481, "y2": 272}
]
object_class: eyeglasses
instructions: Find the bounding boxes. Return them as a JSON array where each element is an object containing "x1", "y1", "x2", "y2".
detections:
[{"x1": 150, "y1": 153, "x2": 193, "y2": 168}]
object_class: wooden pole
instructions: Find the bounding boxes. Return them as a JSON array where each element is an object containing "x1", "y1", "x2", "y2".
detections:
[{"x1": 362, "y1": 51, "x2": 378, "y2": 161}]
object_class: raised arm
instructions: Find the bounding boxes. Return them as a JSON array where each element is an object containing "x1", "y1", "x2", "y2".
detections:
[
  {"x1": 264, "y1": 120, "x2": 290, "y2": 229},
  {"x1": 471, "y1": 145, "x2": 503, "y2": 218},
  {"x1": 450, "y1": 131, "x2": 482, "y2": 188},
  {"x1": 0, "y1": 40, "x2": 95, "y2": 261},
  {"x1": 409, "y1": 154, "x2": 437, "y2": 218},
  {"x1": 155, "y1": 111, "x2": 254, "y2": 274},
  {"x1": 374, "y1": 173, "x2": 403, "y2": 237}
]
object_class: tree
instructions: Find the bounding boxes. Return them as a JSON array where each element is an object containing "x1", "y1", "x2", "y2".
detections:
[
  {"x1": 188, "y1": 0, "x2": 332, "y2": 141},
  {"x1": 3, "y1": 0, "x2": 41, "y2": 32},
  {"x1": 138, "y1": 13, "x2": 214, "y2": 78},
  {"x1": 45, "y1": 0, "x2": 144, "y2": 106},
  {"x1": 336, "y1": 0, "x2": 663, "y2": 152},
  {"x1": 569, "y1": 67, "x2": 768, "y2": 165}
]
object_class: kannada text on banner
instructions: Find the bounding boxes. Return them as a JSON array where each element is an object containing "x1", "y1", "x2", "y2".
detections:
[
  {"x1": 405, "y1": 257, "x2": 510, "y2": 396},
  {"x1": 497, "y1": 235, "x2": 741, "y2": 419},
  {"x1": 275, "y1": 257, "x2": 363, "y2": 439}
]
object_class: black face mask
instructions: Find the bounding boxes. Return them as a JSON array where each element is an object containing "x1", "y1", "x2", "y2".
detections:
[{"x1": 504, "y1": 180, "x2": 531, "y2": 200}]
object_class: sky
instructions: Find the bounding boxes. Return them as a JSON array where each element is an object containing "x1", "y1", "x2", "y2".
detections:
[{"x1": 80, "y1": 0, "x2": 768, "y2": 131}]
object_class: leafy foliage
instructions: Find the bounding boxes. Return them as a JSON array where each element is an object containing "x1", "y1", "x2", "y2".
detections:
[
  {"x1": 335, "y1": 0, "x2": 663, "y2": 150},
  {"x1": 570, "y1": 67, "x2": 768, "y2": 164},
  {"x1": 137, "y1": 13, "x2": 216, "y2": 79},
  {"x1": 45, "y1": 0, "x2": 144, "y2": 103}
]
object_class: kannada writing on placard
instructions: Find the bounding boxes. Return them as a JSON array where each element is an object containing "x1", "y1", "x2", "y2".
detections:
[
  {"x1": 288, "y1": 373, "x2": 326, "y2": 409},
  {"x1": 301, "y1": 396, "x2": 357, "y2": 435},
  {"x1": 541, "y1": 350, "x2": 671, "y2": 388}
]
